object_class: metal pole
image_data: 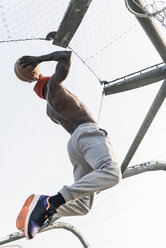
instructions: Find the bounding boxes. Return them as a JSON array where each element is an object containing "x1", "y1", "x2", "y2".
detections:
[
  {"x1": 0, "y1": 222, "x2": 90, "y2": 248},
  {"x1": 121, "y1": 79, "x2": 166, "y2": 174},
  {"x1": 121, "y1": 0, "x2": 166, "y2": 174}
]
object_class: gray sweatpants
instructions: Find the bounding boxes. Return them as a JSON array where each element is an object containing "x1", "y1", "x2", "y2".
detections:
[{"x1": 54, "y1": 123, "x2": 121, "y2": 217}]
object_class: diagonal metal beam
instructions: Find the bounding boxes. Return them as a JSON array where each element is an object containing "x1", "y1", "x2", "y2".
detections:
[
  {"x1": 51, "y1": 0, "x2": 92, "y2": 48},
  {"x1": 121, "y1": 78, "x2": 166, "y2": 174}
]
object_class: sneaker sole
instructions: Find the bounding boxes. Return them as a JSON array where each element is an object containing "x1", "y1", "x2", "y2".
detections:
[
  {"x1": 16, "y1": 194, "x2": 35, "y2": 230},
  {"x1": 24, "y1": 194, "x2": 41, "y2": 239}
]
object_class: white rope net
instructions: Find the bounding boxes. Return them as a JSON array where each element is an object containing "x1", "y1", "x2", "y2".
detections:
[
  {"x1": 0, "y1": 0, "x2": 165, "y2": 82},
  {"x1": 0, "y1": 0, "x2": 69, "y2": 41},
  {"x1": 125, "y1": 0, "x2": 166, "y2": 27}
]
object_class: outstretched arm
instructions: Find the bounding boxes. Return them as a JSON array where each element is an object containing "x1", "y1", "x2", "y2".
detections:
[{"x1": 43, "y1": 51, "x2": 72, "y2": 104}]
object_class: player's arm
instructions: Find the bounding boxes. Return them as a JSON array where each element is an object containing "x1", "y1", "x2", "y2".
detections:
[
  {"x1": 20, "y1": 51, "x2": 72, "y2": 85},
  {"x1": 43, "y1": 51, "x2": 72, "y2": 106},
  {"x1": 46, "y1": 50, "x2": 72, "y2": 85},
  {"x1": 20, "y1": 51, "x2": 72, "y2": 71},
  {"x1": 20, "y1": 50, "x2": 72, "y2": 103}
]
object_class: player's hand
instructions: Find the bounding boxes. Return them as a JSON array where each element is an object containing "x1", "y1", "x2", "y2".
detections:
[{"x1": 19, "y1": 56, "x2": 40, "y2": 70}]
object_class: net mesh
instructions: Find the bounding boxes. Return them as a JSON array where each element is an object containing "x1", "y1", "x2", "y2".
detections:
[
  {"x1": 98, "y1": 82, "x2": 166, "y2": 164},
  {"x1": 128, "y1": 0, "x2": 166, "y2": 27},
  {"x1": 69, "y1": 0, "x2": 165, "y2": 82},
  {"x1": 0, "y1": 0, "x2": 69, "y2": 41},
  {"x1": 0, "y1": 0, "x2": 165, "y2": 82}
]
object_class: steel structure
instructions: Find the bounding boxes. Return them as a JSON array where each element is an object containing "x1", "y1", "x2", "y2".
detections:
[
  {"x1": 121, "y1": 80, "x2": 166, "y2": 174},
  {"x1": 104, "y1": 63, "x2": 166, "y2": 95},
  {"x1": 50, "y1": 0, "x2": 92, "y2": 48},
  {"x1": 118, "y1": 0, "x2": 166, "y2": 174},
  {"x1": 0, "y1": 222, "x2": 90, "y2": 248}
]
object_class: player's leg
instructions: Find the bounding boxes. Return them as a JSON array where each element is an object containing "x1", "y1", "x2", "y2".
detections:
[
  {"x1": 16, "y1": 124, "x2": 121, "y2": 239},
  {"x1": 59, "y1": 123, "x2": 121, "y2": 203},
  {"x1": 16, "y1": 193, "x2": 94, "y2": 239},
  {"x1": 16, "y1": 132, "x2": 94, "y2": 239},
  {"x1": 54, "y1": 194, "x2": 95, "y2": 217}
]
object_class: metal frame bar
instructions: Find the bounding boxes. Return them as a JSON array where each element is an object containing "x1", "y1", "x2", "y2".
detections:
[
  {"x1": 121, "y1": 0, "x2": 166, "y2": 174},
  {"x1": 123, "y1": 161, "x2": 166, "y2": 178},
  {"x1": 104, "y1": 63, "x2": 166, "y2": 95},
  {"x1": 0, "y1": 222, "x2": 90, "y2": 248},
  {"x1": 51, "y1": 0, "x2": 92, "y2": 48},
  {"x1": 121, "y1": 79, "x2": 166, "y2": 174}
]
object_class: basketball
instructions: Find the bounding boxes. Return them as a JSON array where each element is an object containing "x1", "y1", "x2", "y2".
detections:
[{"x1": 14, "y1": 58, "x2": 40, "y2": 82}]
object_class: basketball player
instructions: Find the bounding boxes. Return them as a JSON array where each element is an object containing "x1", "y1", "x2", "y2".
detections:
[{"x1": 16, "y1": 50, "x2": 121, "y2": 239}]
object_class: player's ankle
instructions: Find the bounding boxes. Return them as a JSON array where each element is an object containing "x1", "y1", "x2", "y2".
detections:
[{"x1": 49, "y1": 193, "x2": 66, "y2": 209}]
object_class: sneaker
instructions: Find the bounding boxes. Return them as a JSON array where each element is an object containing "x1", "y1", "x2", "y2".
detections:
[
  {"x1": 16, "y1": 194, "x2": 35, "y2": 230},
  {"x1": 17, "y1": 194, "x2": 55, "y2": 239}
]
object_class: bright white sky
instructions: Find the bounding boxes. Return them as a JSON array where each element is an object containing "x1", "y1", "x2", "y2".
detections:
[{"x1": 0, "y1": 1, "x2": 166, "y2": 248}]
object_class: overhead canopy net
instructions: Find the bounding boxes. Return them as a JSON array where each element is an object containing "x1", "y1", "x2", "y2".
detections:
[
  {"x1": 69, "y1": 0, "x2": 166, "y2": 83},
  {"x1": 0, "y1": 0, "x2": 69, "y2": 42},
  {"x1": 0, "y1": 0, "x2": 165, "y2": 81}
]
